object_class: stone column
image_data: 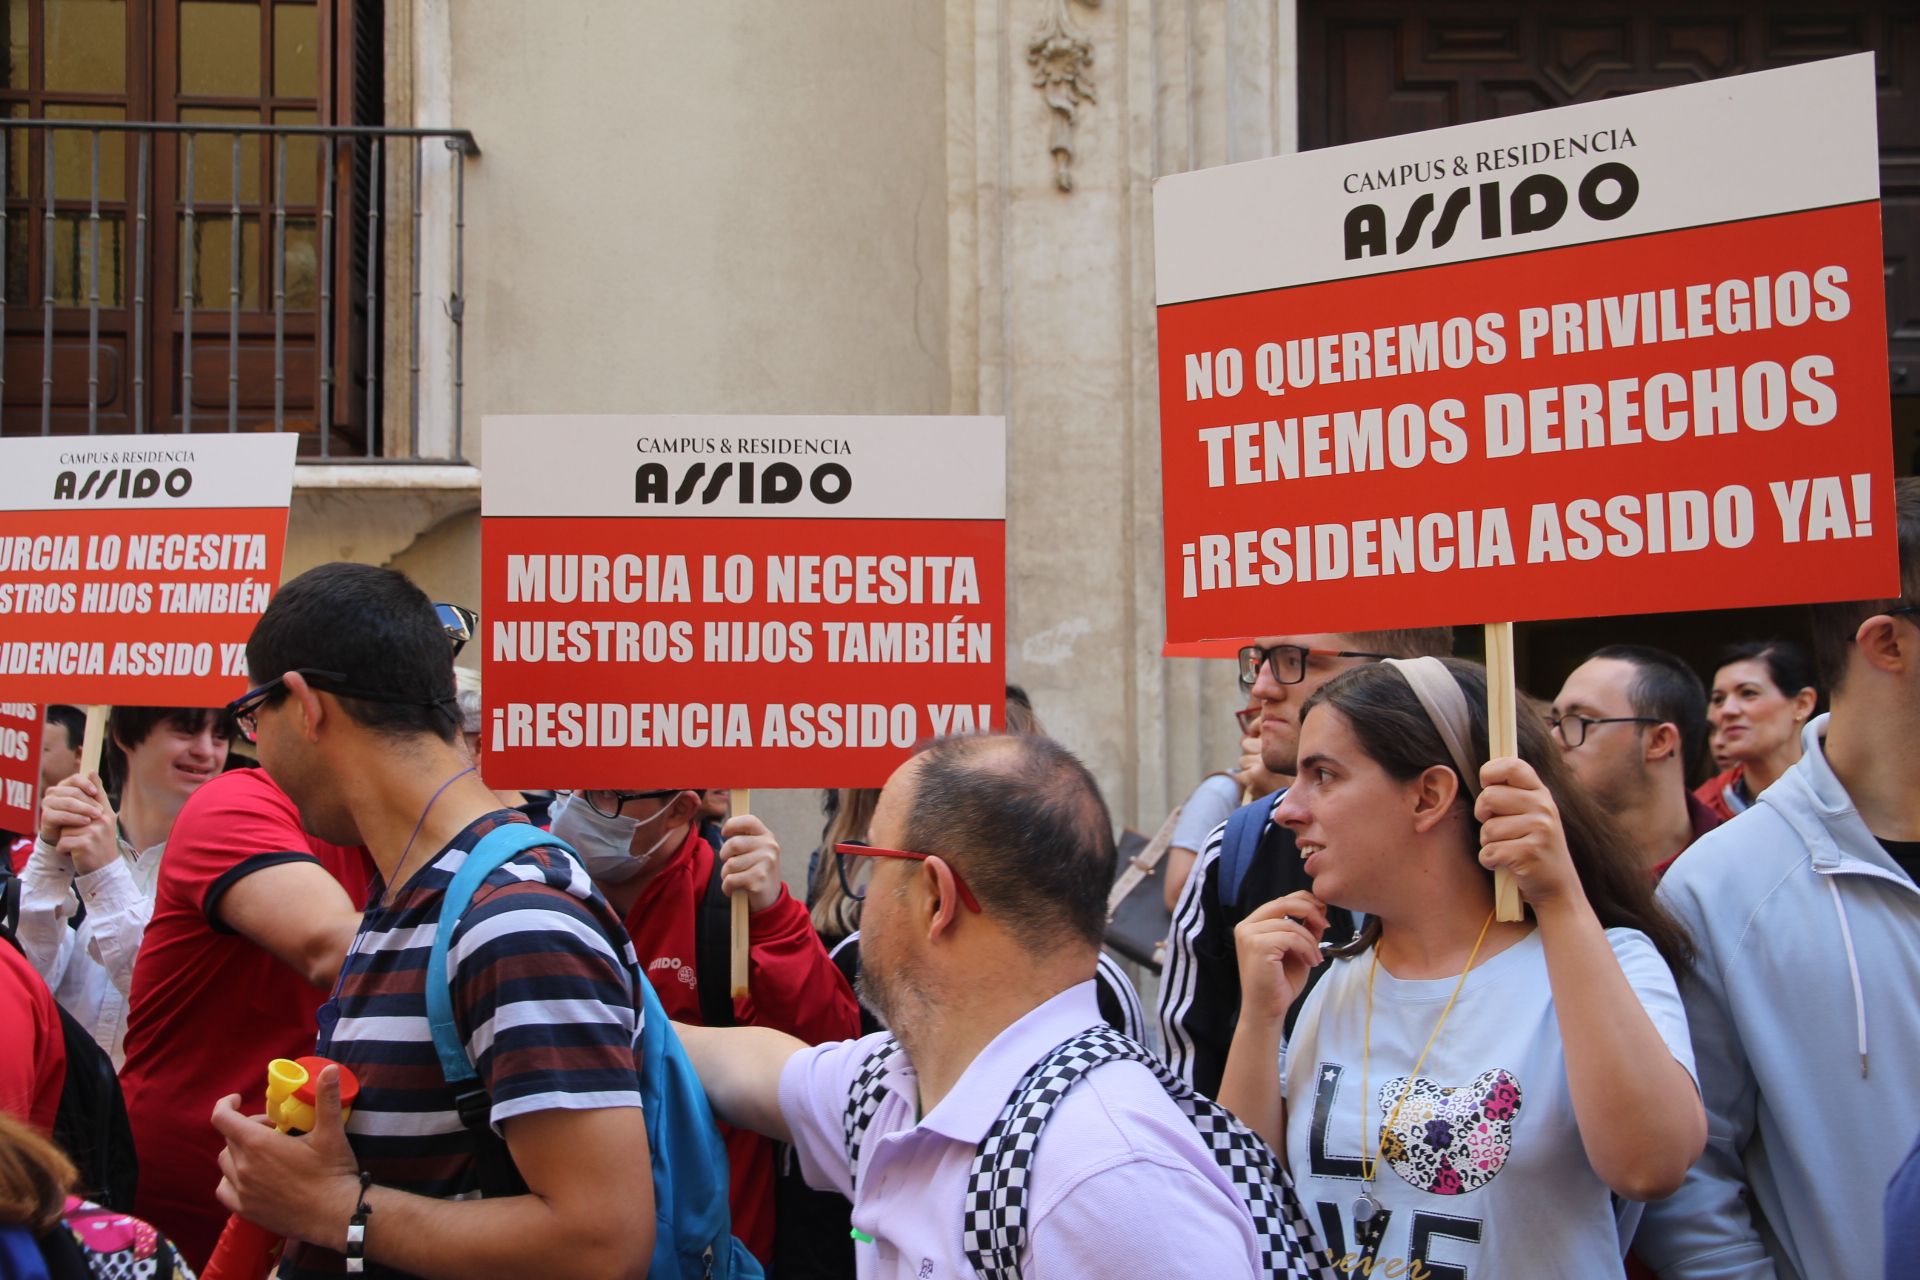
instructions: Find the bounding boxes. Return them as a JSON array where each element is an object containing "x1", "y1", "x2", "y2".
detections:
[{"x1": 946, "y1": 0, "x2": 1297, "y2": 828}]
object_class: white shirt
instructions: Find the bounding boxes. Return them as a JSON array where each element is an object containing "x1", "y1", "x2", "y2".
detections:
[
  {"x1": 18, "y1": 833, "x2": 162, "y2": 1066},
  {"x1": 1283, "y1": 928, "x2": 1695, "y2": 1280},
  {"x1": 780, "y1": 981, "x2": 1261, "y2": 1280}
]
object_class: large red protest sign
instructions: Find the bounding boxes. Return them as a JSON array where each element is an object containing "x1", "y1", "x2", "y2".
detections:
[
  {"x1": 481, "y1": 415, "x2": 1006, "y2": 789},
  {"x1": 1154, "y1": 55, "x2": 1896, "y2": 644},
  {"x1": 0, "y1": 434, "x2": 299, "y2": 704},
  {"x1": 0, "y1": 703, "x2": 39, "y2": 833}
]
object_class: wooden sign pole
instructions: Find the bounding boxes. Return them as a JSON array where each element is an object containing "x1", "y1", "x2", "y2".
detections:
[
  {"x1": 78, "y1": 704, "x2": 110, "y2": 780},
  {"x1": 1483, "y1": 624, "x2": 1525, "y2": 922},
  {"x1": 730, "y1": 788, "x2": 752, "y2": 999}
]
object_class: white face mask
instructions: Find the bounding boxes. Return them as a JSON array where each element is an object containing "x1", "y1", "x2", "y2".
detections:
[{"x1": 552, "y1": 793, "x2": 680, "y2": 883}]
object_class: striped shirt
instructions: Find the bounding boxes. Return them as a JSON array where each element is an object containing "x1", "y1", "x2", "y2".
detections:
[{"x1": 281, "y1": 811, "x2": 644, "y2": 1278}]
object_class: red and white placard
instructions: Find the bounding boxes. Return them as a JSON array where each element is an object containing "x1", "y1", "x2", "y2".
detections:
[
  {"x1": 482, "y1": 415, "x2": 1007, "y2": 789},
  {"x1": 0, "y1": 434, "x2": 299, "y2": 704},
  {"x1": 1155, "y1": 55, "x2": 1895, "y2": 643}
]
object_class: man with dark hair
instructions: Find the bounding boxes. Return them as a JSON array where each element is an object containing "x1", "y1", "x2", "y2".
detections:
[
  {"x1": 17, "y1": 704, "x2": 233, "y2": 1065},
  {"x1": 1550, "y1": 644, "x2": 1719, "y2": 877},
  {"x1": 207, "y1": 563, "x2": 655, "y2": 1278},
  {"x1": 678, "y1": 734, "x2": 1275, "y2": 1275},
  {"x1": 1158, "y1": 627, "x2": 1451, "y2": 1094},
  {"x1": 1639, "y1": 477, "x2": 1920, "y2": 1280}
]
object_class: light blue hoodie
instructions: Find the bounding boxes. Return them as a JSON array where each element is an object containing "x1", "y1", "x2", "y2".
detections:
[{"x1": 1637, "y1": 715, "x2": 1920, "y2": 1279}]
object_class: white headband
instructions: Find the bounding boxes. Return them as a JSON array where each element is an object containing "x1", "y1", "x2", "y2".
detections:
[{"x1": 1383, "y1": 656, "x2": 1482, "y2": 799}]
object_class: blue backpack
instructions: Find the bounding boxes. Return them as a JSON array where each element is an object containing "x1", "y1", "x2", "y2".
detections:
[
  {"x1": 424, "y1": 823, "x2": 763, "y2": 1280},
  {"x1": 1217, "y1": 790, "x2": 1282, "y2": 911}
]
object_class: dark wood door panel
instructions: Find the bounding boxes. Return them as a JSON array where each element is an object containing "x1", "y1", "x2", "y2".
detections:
[{"x1": 1300, "y1": 0, "x2": 1920, "y2": 393}]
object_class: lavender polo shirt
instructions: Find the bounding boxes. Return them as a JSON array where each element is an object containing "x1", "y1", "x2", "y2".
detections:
[{"x1": 779, "y1": 981, "x2": 1261, "y2": 1279}]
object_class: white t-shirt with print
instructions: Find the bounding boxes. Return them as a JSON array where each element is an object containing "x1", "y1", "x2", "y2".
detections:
[{"x1": 1283, "y1": 928, "x2": 1694, "y2": 1280}]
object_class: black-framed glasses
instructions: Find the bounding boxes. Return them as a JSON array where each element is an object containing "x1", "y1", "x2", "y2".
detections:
[
  {"x1": 1237, "y1": 643, "x2": 1391, "y2": 693},
  {"x1": 575, "y1": 788, "x2": 687, "y2": 820},
  {"x1": 1548, "y1": 713, "x2": 1659, "y2": 748},
  {"x1": 1888, "y1": 604, "x2": 1920, "y2": 624},
  {"x1": 436, "y1": 603, "x2": 478, "y2": 658},
  {"x1": 833, "y1": 840, "x2": 982, "y2": 913},
  {"x1": 225, "y1": 668, "x2": 460, "y2": 742}
]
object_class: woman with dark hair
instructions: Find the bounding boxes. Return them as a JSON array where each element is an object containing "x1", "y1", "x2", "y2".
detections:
[
  {"x1": 1217, "y1": 657, "x2": 1703, "y2": 1277},
  {"x1": 1696, "y1": 640, "x2": 1819, "y2": 820},
  {"x1": 16, "y1": 706, "x2": 232, "y2": 1065}
]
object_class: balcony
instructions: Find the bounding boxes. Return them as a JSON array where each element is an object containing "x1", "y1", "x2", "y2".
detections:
[{"x1": 0, "y1": 117, "x2": 478, "y2": 467}]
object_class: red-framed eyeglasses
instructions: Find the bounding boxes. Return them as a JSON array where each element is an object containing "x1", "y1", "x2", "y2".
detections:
[{"x1": 833, "y1": 841, "x2": 983, "y2": 914}]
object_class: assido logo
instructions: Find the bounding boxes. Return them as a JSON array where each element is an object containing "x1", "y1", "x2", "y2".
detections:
[
  {"x1": 634, "y1": 460, "x2": 851, "y2": 507},
  {"x1": 1344, "y1": 161, "x2": 1640, "y2": 262},
  {"x1": 51, "y1": 467, "x2": 193, "y2": 501}
]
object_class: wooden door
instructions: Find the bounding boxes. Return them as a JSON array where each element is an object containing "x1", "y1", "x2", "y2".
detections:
[{"x1": 1298, "y1": 0, "x2": 1920, "y2": 395}]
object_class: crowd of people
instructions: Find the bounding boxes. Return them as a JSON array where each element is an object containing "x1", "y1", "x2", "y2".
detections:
[{"x1": 0, "y1": 482, "x2": 1917, "y2": 1278}]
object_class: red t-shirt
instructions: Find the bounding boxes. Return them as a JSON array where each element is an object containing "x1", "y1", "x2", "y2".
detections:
[
  {"x1": 622, "y1": 826, "x2": 860, "y2": 1266},
  {"x1": 119, "y1": 767, "x2": 370, "y2": 1268},
  {"x1": 0, "y1": 938, "x2": 64, "y2": 1133}
]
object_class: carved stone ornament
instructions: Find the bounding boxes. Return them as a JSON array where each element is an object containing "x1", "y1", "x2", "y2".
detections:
[{"x1": 1027, "y1": 0, "x2": 1100, "y2": 191}]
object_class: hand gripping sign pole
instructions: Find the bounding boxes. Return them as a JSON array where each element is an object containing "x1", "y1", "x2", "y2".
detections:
[
  {"x1": 1484, "y1": 624, "x2": 1524, "y2": 923},
  {"x1": 730, "y1": 788, "x2": 752, "y2": 999}
]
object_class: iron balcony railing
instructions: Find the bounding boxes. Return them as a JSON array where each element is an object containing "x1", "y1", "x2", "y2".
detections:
[{"x1": 1, "y1": 118, "x2": 479, "y2": 461}]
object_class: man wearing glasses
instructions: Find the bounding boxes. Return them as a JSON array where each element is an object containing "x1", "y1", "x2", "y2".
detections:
[
  {"x1": 676, "y1": 733, "x2": 1274, "y2": 1276},
  {"x1": 205, "y1": 563, "x2": 657, "y2": 1278},
  {"x1": 1548, "y1": 645, "x2": 1721, "y2": 879},
  {"x1": 547, "y1": 784, "x2": 858, "y2": 1266},
  {"x1": 1158, "y1": 627, "x2": 1451, "y2": 1096},
  {"x1": 1639, "y1": 477, "x2": 1920, "y2": 1280},
  {"x1": 121, "y1": 599, "x2": 478, "y2": 1267}
]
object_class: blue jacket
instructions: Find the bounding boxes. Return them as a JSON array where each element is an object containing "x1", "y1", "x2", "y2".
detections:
[{"x1": 1638, "y1": 715, "x2": 1920, "y2": 1279}]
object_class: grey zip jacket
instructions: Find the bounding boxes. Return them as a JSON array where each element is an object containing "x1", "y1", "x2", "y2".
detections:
[{"x1": 1638, "y1": 715, "x2": 1920, "y2": 1279}]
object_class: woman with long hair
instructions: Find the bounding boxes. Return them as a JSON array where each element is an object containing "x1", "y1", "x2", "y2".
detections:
[
  {"x1": 1696, "y1": 640, "x2": 1819, "y2": 820},
  {"x1": 1217, "y1": 657, "x2": 1703, "y2": 1276}
]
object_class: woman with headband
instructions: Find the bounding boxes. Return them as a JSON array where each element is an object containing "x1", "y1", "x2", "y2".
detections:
[{"x1": 1215, "y1": 657, "x2": 1703, "y2": 1276}]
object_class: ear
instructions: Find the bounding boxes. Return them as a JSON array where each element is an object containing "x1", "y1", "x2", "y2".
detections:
[
  {"x1": 1852, "y1": 615, "x2": 1909, "y2": 681},
  {"x1": 1409, "y1": 764, "x2": 1462, "y2": 834},
  {"x1": 664, "y1": 790, "x2": 703, "y2": 827},
  {"x1": 1789, "y1": 685, "x2": 1819, "y2": 722},
  {"x1": 1642, "y1": 720, "x2": 1681, "y2": 765},
  {"x1": 921, "y1": 856, "x2": 967, "y2": 941},
  {"x1": 282, "y1": 671, "x2": 326, "y2": 742}
]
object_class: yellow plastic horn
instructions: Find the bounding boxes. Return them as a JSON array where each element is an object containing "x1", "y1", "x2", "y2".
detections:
[{"x1": 263, "y1": 1058, "x2": 310, "y2": 1133}]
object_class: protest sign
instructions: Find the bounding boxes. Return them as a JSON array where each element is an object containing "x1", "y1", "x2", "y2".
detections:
[
  {"x1": 1155, "y1": 56, "x2": 1893, "y2": 918},
  {"x1": 1154, "y1": 55, "x2": 1895, "y2": 645},
  {"x1": 0, "y1": 434, "x2": 300, "y2": 706},
  {"x1": 0, "y1": 703, "x2": 40, "y2": 833},
  {"x1": 481, "y1": 415, "x2": 1007, "y2": 790}
]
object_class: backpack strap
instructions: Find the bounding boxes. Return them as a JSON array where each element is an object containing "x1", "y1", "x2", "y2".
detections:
[
  {"x1": 0, "y1": 871, "x2": 19, "y2": 942},
  {"x1": 962, "y1": 1026, "x2": 1334, "y2": 1280},
  {"x1": 1217, "y1": 790, "x2": 1282, "y2": 912},
  {"x1": 692, "y1": 843, "x2": 736, "y2": 1029},
  {"x1": 423, "y1": 822, "x2": 584, "y2": 1186},
  {"x1": 841, "y1": 1037, "x2": 902, "y2": 1195}
]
